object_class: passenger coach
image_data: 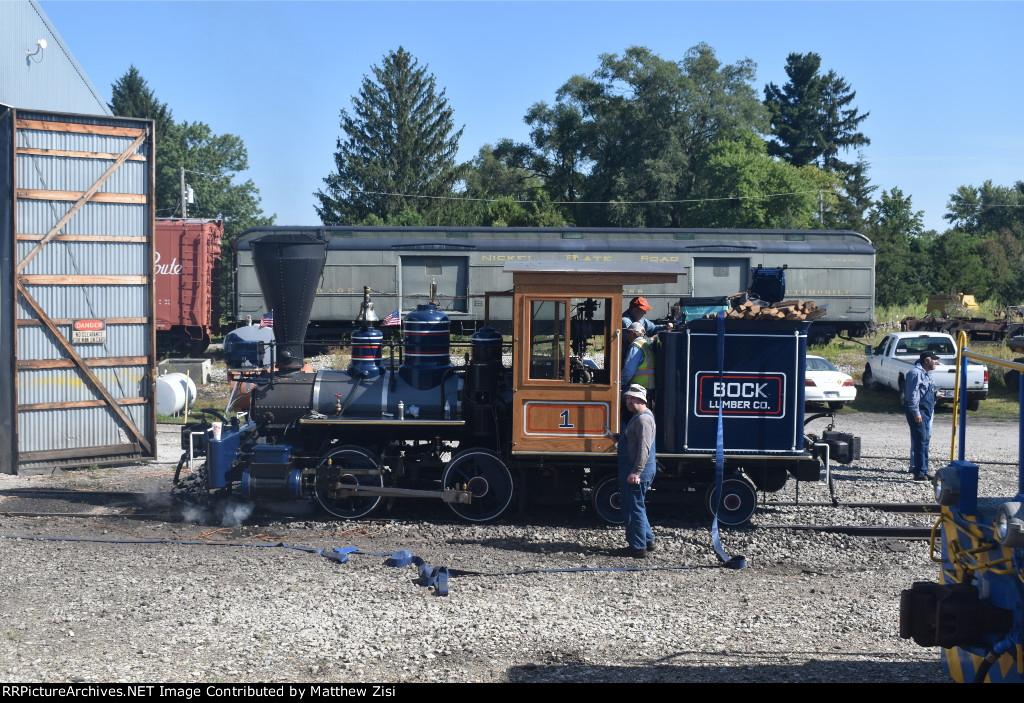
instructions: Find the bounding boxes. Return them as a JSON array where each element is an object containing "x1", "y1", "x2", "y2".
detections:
[{"x1": 234, "y1": 226, "x2": 875, "y2": 345}]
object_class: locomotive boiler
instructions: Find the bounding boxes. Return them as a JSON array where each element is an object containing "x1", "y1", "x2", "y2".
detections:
[{"x1": 178, "y1": 231, "x2": 856, "y2": 525}]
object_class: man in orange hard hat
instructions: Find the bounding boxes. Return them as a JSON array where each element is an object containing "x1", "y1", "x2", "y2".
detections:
[{"x1": 623, "y1": 296, "x2": 672, "y2": 336}]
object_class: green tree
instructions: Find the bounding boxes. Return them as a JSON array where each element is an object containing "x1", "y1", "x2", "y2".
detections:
[
  {"x1": 110, "y1": 65, "x2": 174, "y2": 139},
  {"x1": 764, "y1": 53, "x2": 871, "y2": 227},
  {"x1": 110, "y1": 66, "x2": 178, "y2": 219},
  {"x1": 944, "y1": 180, "x2": 1024, "y2": 234},
  {"x1": 461, "y1": 144, "x2": 566, "y2": 226},
  {"x1": 764, "y1": 53, "x2": 870, "y2": 172},
  {"x1": 501, "y1": 44, "x2": 766, "y2": 228},
  {"x1": 161, "y1": 121, "x2": 273, "y2": 234},
  {"x1": 315, "y1": 47, "x2": 464, "y2": 225},
  {"x1": 976, "y1": 226, "x2": 1024, "y2": 305},
  {"x1": 110, "y1": 67, "x2": 274, "y2": 322},
  {"x1": 928, "y1": 229, "x2": 989, "y2": 302},
  {"x1": 865, "y1": 188, "x2": 929, "y2": 307},
  {"x1": 833, "y1": 155, "x2": 877, "y2": 231},
  {"x1": 677, "y1": 132, "x2": 832, "y2": 229}
]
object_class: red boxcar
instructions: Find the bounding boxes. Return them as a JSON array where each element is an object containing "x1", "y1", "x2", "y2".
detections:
[{"x1": 154, "y1": 218, "x2": 223, "y2": 355}]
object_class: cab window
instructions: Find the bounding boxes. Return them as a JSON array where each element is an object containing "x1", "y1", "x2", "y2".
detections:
[{"x1": 529, "y1": 300, "x2": 566, "y2": 380}]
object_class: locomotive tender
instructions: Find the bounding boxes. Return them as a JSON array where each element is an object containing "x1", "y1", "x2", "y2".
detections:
[
  {"x1": 181, "y1": 232, "x2": 855, "y2": 524},
  {"x1": 234, "y1": 226, "x2": 876, "y2": 346}
]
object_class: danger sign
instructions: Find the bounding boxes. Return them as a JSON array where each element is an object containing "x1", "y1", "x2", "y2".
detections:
[{"x1": 71, "y1": 319, "x2": 106, "y2": 344}]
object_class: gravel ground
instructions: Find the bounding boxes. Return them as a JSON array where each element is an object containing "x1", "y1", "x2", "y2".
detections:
[{"x1": 0, "y1": 409, "x2": 1019, "y2": 683}]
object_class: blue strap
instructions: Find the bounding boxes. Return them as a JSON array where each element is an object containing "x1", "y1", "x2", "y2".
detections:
[
  {"x1": 712, "y1": 311, "x2": 746, "y2": 570},
  {"x1": 2, "y1": 534, "x2": 449, "y2": 594},
  {"x1": 385, "y1": 549, "x2": 449, "y2": 595}
]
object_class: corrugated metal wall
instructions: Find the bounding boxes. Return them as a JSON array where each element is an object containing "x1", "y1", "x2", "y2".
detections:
[
  {"x1": 1, "y1": 105, "x2": 156, "y2": 474},
  {"x1": 0, "y1": 1, "x2": 113, "y2": 117}
]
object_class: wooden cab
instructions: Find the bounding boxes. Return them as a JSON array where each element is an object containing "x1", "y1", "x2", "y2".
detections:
[{"x1": 505, "y1": 262, "x2": 683, "y2": 456}]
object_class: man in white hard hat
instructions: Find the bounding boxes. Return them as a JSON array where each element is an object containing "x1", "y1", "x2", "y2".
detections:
[{"x1": 617, "y1": 383, "x2": 656, "y2": 558}]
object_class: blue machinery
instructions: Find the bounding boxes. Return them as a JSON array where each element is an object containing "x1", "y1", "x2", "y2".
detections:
[{"x1": 901, "y1": 333, "x2": 1024, "y2": 682}]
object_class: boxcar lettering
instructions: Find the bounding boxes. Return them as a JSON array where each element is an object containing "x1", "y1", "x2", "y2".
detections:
[{"x1": 153, "y1": 251, "x2": 182, "y2": 276}]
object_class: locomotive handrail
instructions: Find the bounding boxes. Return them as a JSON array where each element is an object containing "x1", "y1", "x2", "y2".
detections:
[
  {"x1": 953, "y1": 332, "x2": 1024, "y2": 495},
  {"x1": 958, "y1": 350, "x2": 1024, "y2": 372}
]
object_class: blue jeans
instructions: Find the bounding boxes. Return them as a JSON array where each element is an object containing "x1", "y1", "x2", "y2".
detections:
[
  {"x1": 619, "y1": 465, "x2": 655, "y2": 549},
  {"x1": 906, "y1": 409, "x2": 933, "y2": 476}
]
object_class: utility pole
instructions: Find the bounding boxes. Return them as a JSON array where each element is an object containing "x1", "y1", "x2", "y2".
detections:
[
  {"x1": 180, "y1": 166, "x2": 187, "y2": 218},
  {"x1": 179, "y1": 167, "x2": 195, "y2": 218}
]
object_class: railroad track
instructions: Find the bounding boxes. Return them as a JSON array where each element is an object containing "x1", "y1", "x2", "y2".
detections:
[
  {"x1": 756, "y1": 500, "x2": 940, "y2": 539},
  {"x1": 756, "y1": 523, "x2": 934, "y2": 539},
  {"x1": 0, "y1": 489, "x2": 941, "y2": 538},
  {"x1": 763, "y1": 501, "x2": 940, "y2": 513}
]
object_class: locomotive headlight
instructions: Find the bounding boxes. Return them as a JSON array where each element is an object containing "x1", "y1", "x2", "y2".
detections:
[
  {"x1": 995, "y1": 502, "x2": 1024, "y2": 547},
  {"x1": 933, "y1": 465, "x2": 961, "y2": 506}
]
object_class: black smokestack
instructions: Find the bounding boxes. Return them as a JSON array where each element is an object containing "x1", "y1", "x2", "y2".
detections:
[{"x1": 250, "y1": 232, "x2": 327, "y2": 369}]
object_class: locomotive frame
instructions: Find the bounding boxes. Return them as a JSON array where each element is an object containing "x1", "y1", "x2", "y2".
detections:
[{"x1": 182, "y1": 232, "x2": 850, "y2": 526}]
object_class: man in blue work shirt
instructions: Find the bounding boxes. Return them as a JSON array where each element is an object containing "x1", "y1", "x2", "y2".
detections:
[
  {"x1": 622, "y1": 296, "x2": 673, "y2": 336},
  {"x1": 905, "y1": 351, "x2": 939, "y2": 481},
  {"x1": 621, "y1": 322, "x2": 655, "y2": 393}
]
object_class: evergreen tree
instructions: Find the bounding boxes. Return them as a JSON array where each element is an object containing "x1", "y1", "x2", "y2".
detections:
[
  {"x1": 865, "y1": 188, "x2": 929, "y2": 307},
  {"x1": 315, "y1": 47, "x2": 464, "y2": 225},
  {"x1": 831, "y1": 155, "x2": 877, "y2": 230},
  {"x1": 763, "y1": 54, "x2": 823, "y2": 168},
  {"x1": 110, "y1": 65, "x2": 174, "y2": 138},
  {"x1": 764, "y1": 53, "x2": 871, "y2": 227},
  {"x1": 764, "y1": 53, "x2": 870, "y2": 173},
  {"x1": 110, "y1": 66, "x2": 178, "y2": 218}
]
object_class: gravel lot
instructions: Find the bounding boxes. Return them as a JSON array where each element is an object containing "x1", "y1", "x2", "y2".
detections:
[{"x1": 1, "y1": 409, "x2": 1019, "y2": 683}]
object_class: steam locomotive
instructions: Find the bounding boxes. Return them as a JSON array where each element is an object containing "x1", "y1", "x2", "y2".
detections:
[{"x1": 177, "y1": 232, "x2": 857, "y2": 524}]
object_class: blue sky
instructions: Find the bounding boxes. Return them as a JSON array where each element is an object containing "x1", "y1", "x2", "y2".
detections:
[{"x1": 41, "y1": 0, "x2": 1024, "y2": 233}]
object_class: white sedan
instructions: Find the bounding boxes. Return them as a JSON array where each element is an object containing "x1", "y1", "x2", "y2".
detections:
[{"x1": 805, "y1": 355, "x2": 857, "y2": 410}]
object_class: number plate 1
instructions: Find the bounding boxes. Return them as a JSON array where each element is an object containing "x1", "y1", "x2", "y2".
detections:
[{"x1": 523, "y1": 401, "x2": 610, "y2": 437}]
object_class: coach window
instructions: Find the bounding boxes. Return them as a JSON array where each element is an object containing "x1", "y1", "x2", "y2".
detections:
[{"x1": 529, "y1": 299, "x2": 567, "y2": 380}]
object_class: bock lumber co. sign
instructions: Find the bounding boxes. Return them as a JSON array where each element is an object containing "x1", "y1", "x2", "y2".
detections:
[
  {"x1": 694, "y1": 372, "x2": 786, "y2": 417},
  {"x1": 71, "y1": 319, "x2": 106, "y2": 344}
]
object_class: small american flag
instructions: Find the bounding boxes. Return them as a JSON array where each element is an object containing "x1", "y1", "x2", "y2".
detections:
[
  {"x1": 381, "y1": 308, "x2": 401, "y2": 327},
  {"x1": 259, "y1": 311, "x2": 274, "y2": 329}
]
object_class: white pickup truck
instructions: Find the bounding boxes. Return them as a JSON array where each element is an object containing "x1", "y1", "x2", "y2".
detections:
[{"x1": 862, "y1": 332, "x2": 989, "y2": 411}]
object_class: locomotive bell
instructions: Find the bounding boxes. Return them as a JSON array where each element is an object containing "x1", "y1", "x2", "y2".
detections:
[{"x1": 358, "y1": 285, "x2": 380, "y2": 324}]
